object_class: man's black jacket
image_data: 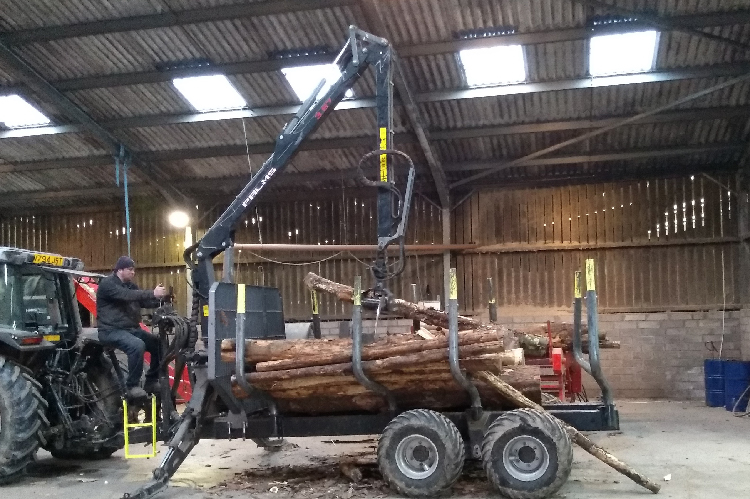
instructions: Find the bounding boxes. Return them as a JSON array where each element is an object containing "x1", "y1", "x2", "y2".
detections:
[{"x1": 96, "y1": 273, "x2": 160, "y2": 331}]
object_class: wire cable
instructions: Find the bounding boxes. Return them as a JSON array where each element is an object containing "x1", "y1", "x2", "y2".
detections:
[{"x1": 245, "y1": 250, "x2": 345, "y2": 266}]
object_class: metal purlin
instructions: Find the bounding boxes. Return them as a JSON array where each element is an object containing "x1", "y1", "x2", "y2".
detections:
[{"x1": 115, "y1": 144, "x2": 132, "y2": 256}]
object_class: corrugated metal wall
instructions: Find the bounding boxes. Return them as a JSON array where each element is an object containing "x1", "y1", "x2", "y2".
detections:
[
  {"x1": 0, "y1": 195, "x2": 445, "y2": 319},
  {"x1": 1, "y1": 174, "x2": 740, "y2": 317},
  {"x1": 454, "y1": 174, "x2": 740, "y2": 312}
]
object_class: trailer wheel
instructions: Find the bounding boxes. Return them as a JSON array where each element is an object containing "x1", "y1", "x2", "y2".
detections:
[
  {"x1": 0, "y1": 357, "x2": 49, "y2": 485},
  {"x1": 378, "y1": 409, "x2": 465, "y2": 497},
  {"x1": 482, "y1": 409, "x2": 572, "y2": 499}
]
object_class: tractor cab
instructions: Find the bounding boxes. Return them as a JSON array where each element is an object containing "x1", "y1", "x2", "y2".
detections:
[{"x1": 0, "y1": 247, "x2": 92, "y2": 356}]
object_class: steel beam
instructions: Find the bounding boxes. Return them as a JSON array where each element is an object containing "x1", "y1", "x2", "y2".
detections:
[
  {"x1": 2, "y1": 9, "x2": 748, "y2": 92},
  {"x1": 3, "y1": 106, "x2": 749, "y2": 173},
  {"x1": 2, "y1": 106, "x2": 743, "y2": 173},
  {"x1": 5, "y1": 63, "x2": 750, "y2": 140},
  {"x1": 452, "y1": 70, "x2": 750, "y2": 188},
  {"x1": 0, "y1": 143, "x2": 740, "y2": 207},
  {"x1": 442, "y1": 144, "x2": 744, "y2": 172},
  {"x1": 0, "y1": 38, "x2": 186, "y2": 205},
  {"x1": 0, "y1": 0, "x2": 355, "y2": 45}
]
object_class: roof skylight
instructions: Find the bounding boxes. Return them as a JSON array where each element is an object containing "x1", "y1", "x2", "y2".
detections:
[
  {"x1": 281, "y1": 64, "x2": 353, "y2": 102},
  {"x1": 0, "y1": 95, "x2": 50, "y2": 128},
  {"x1": 172, "y1": 74, "x2": 247, "y2": 111},
  {"x1": 589, "y1": 30, "x2": 658, "y2": 76},
  {"x1": 458, "y1": 45, "x2": 526, "y2": 86}
]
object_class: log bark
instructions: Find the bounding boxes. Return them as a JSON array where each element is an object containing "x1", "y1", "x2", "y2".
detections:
[
  {"x1": 475, "y1": 371, "x2": 660, "y2": 495},
  {"x1": 238, "y1": 341, "x2": 506, "y2": 384},
  {"x1": 221, "y1": 329, "x2": 508, "y2": 368},
  {"x1": 304, "y1": 272, "x2": 481, "y2": 330},
  {"x1": 246, "y1": 353, "x2": 526, "y2": 392},
  {"x1": 232, "y1": 365, "x2": 543, "y2": 411}
]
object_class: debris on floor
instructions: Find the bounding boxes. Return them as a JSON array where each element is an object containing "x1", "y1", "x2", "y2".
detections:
[{"x1": 208, "y1": 454, "x2": 493, "y2": 498}]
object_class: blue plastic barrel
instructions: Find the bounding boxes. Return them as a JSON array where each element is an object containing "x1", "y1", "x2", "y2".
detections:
[
  {"x1": 704, "y1": 359, "x2": 725, "y2": 407},
  {"x1": 724, "y1": 361, "x2": 750, "y2": 412}
]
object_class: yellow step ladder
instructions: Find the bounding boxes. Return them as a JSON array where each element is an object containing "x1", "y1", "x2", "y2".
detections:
[{"x1": 123, "y1": 397, "x2": 157, "y2": 459}]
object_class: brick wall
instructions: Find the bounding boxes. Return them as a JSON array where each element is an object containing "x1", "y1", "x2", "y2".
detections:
[
  {"x1": 492, "y1": 308, "x2": 742, "y2": 400},
  {"x1": 742, "y1": 309, "x2": 750, "y2": 362},
  {"x1": 313, "y1": 319, "x2": 414, "y2": 339}
]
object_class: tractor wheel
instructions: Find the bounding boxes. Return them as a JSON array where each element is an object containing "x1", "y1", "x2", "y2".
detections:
[
  {"x1": 378, "y1": 409, "x2": 465, "y2": 497},
  {"x1": 47, "y1": 358, "x2": 121, "y2": 460},
  {"x1": 0, "y1": 357, "x2": 49, "y2": 484},
  {"x1": 482, "y1": 408, "x2": 572, "y2": 499}
]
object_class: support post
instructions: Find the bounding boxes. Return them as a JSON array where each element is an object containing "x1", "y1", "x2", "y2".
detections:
[
  {"x1": 222, "y1": 245, "x2": 234, "y2": 283},
  {"x1": 184, "y1": 226, "x2": 193, "y2": 318},
  {"x1": 311, "y1": 290, "x2": 322, "y2": 339},
  {"x1": 442, "y1": 207, "x2": 451, "y2": 311},
  {"x1": 487, "y1": 277, "x2": 497, "y2": 322},
  {"x1": 448, "y1": 268, "x2": 482, "y2": 418},
  {"x1": 411, "y1": 283, "x2": 420, "y2": 333},
  {"x1": 738, "y1": 169, "x2": 750, "y2": 360}
]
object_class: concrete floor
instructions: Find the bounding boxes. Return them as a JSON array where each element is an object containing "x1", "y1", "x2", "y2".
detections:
[{"x1": 5, "y1": 400, "x2": 749, "y2": 499}]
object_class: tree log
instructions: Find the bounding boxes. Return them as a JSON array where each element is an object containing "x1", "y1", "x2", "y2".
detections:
[
  {"x1": 221, "y1": 328, "x2": 507, "y2": 367},
  {"x1": 232, "y1": 366, "x2": 543, "y2": 411},
  {"x1": 304, "y1": 272, "x2": 481, "y2": 330},
  {"x1": 247, "y1": 352, "x2": 525, "y2": 392},
  {"x1": 304, "y1": 272, "x2": 618, "y2": 356},
  {"x1": 476, "y1": 371, "x2": 660, "y2": 495},
  {"x1": 238, "y1": 341, "x2": 506, "y2": 384}
]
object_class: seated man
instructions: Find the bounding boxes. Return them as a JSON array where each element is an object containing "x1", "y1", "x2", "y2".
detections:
[{"x1": 96, "y1": 256, "x2": 168, "y2": 399}]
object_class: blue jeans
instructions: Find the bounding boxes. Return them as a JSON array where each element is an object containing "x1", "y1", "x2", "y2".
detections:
[{"x1": 98, "y1": 328, "x2": 160, "y2": 389}]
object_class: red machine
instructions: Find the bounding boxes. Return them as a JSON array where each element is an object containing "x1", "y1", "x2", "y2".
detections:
[
  {"x1": 74, "y1": 277, "x2": 193, "y2": 403},
  {"x1": 525, "y1": 321, "x2": 585, "y2": 402}
]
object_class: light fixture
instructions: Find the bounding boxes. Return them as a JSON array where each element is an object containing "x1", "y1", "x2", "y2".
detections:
[
  {"x1": 458, "y1": 45, "x2": 526, "y2": 86},
  {"x1": 172, "y1": 74, "x2": 247, "y2": 111},
  {"x1": 281, "y1": 64, "x2": 354, "y2": 102},
  {"x1": 589, "y1": 30, "x2": 658, "y2": 76},
  {"x1": 168, "y1": 210, "x2": 190, "y2": 228},
  {"x1": 0, "y1": 94, "x2": 50, "y2": 128}
]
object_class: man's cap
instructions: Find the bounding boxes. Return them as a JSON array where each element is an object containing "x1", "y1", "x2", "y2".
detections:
[{"x1": 114, "y1": 256, "x2": 135, "y2": 271}]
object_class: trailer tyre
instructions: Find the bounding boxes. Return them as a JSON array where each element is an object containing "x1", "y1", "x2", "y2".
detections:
[
  {"x1": 482, "y1": 409, "x2": 572, "y2": 499},
  {"x1": 0, "y1": 357, "x2": 49, "y2": 485},
  {"x1": 378, "y1": 409, "x2": 465, "y2": 497}
]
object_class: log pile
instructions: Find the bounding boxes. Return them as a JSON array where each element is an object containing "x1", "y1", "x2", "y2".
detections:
[
  {"x1": 304, "y1": 272, "x2": 620, "y2": 358},
  {"x1": 224, "y1": 330, "x2": 541, "y2": 414}
]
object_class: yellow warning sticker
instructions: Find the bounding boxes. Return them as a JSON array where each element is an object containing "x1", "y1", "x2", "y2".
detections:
[
  {"x1": 379, "y1": 127, "x2": 388, "y2": 182},
  {"x1": 202, "y1": 305, "x2": 209, "y2": 317},
  {"x1": 585, "y1": 259, "x2": 596, "y2": 291}
]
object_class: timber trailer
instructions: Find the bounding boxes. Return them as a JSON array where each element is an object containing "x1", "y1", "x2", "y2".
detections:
[{"x1": 119, "y1": 27, "x2": 619, "y2": 499}]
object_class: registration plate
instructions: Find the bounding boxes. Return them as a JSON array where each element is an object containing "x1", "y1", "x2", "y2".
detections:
[
  {"x1": 32, "y1": 254, "x2": 64, "y2": 266},
  {"x1": 44, "y1": 334, "x2": 61, "y2": 342}
]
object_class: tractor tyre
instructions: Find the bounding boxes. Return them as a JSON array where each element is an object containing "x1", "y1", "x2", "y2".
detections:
[
  {"x1": 378, "y1": 409, "x2": 465, "y2": 497},
  {"x1": 0, "y1": 357, "x2": 49, "y2": 484},
  {"x1": 482, "y1": 408, "x2": 573, "y2": 499}
]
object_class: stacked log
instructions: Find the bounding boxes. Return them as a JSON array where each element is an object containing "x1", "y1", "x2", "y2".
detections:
[
  {"x1": 222, "y1": 332, "x2": 541, "y2": 415},
  {"x1": 303, "y1": 272, "x2": 620, "y2": 358}
]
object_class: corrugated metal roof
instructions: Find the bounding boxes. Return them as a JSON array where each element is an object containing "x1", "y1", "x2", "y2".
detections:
[
  {"x1": 0, "y1": 133, "x2": 108, "y2": 162},
  {"x1": 2, "y1": 0, "x2": 750, "y2": 208}
]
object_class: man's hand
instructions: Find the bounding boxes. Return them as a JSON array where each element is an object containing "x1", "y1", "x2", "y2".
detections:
[{"x1": 154, "y1": 285, "x2": 168, "y2": 298}]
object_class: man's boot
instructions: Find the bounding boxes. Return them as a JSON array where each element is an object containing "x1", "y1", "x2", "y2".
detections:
[
  {"x1": 128, "y1": 386, "x2": 148, "y2": 399},
  {"x1": 143, "y1": 379, "x2": 161, "y2": 395}
]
